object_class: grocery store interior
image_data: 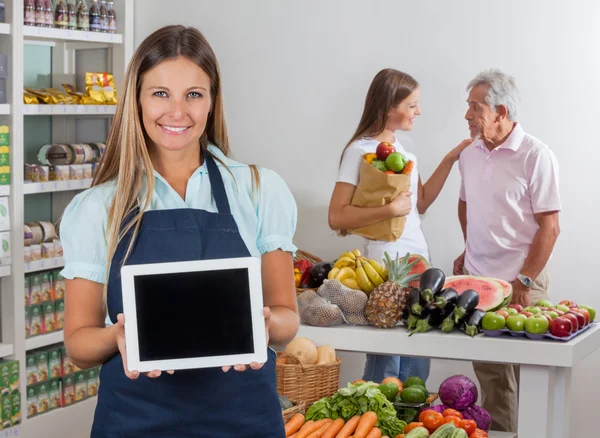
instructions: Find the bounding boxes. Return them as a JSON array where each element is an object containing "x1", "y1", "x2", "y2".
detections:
[{"x1": 0, "y1": 0, "x2": 598, "y2": 437}]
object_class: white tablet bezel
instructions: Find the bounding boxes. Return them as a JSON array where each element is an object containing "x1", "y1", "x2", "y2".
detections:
[{"x1": 120, "y1": 256, "x2": 267, "y2": 372}]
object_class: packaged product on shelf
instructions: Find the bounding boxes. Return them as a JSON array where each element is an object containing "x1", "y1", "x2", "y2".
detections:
[
  {"x1": 0, "y1": 164, "x2": 9, "y2": 185},
  {"x1": 11, "y1": 391, "x2": 20, "y2": 425},
  {"x1": 23, "y1": 91, "x2": 40, "y2": 104},
  {"x1": 44, "y1": 0, "x2": 53, "y2": 28},
  {"x1": 48, "y1": 347, "x2": 62, "y2": 379},
  {"x1": 67, "y1": 0, "x2": 76, "y2": 29},
  {"x1": 81, "y1": 143, "x2": 95, "y2": 163},
  {"x1": 99, "y1": 0, "x2": 107, "y2": 32},
  {"x1": 24, "y1": 245, "x2": 32, "y2": 263},
  {"x1": 49, "y1": 165, "x2": 70, "y2": 181},
  {"x1": 70, "y1": 144, "x2": 86, "y2": 164},
  {"x1": 107, "y1": 0, "x2": 116, "y2": 33},
  {"x1": 26, "y1": 353, "x2": 38, "y2": 385},
  {"x1": 30, "y1": 305, "x2": 43, "y2": 336},
  {"x1": 37, "y1": 165, "x2": 50, "y2": 182},
  {"x1": 30, "y1": 275, "x2": 42, "y2": 305},
  {"x1": 62, "y1": 84, "x2": 95, "y2": 104},
  {"x1": 25, "y1": 307, "x2": 31, "y2": 338},
  {"x1": 61, "y1": 347, "x2": 77, "y2": 376},
  {"x1": 75, "y1": 370, "x2": 87, "y2": 401},
  {"x1": 38, "y1": 220, "x2": 57, "y2": 242},
  {"x1": 49, "y1": 379, "x2": 60, "y2": 411},
  {"x1": 37, "y1": 381, "x2": 49, "y2": 414},
  {"x1": 55, "y1": 300, "x2": 65, "y2": 330},
  {"x1": 2, "y1": 393, "x2": 11, "y2": 427},
  {"x1": 0, "y1": 197, "x2": 10, "y2": 232},
  {"x1": 24, "y1": 0, "x2": 36, "y2": 26},
  {"x1": 38, "y1": 143, "x2": 73, "y2": 166},
  {"x1": 0, "y1": 126, "x2": 8, "y2": 146},
  {"x1": 25, "y1": 164, "x2": 39, "y2": 182},
  {"x1": 24, "y1": 276, "x2": 31, "y2": 307},
  {"x1": 53, "y1": 271, "x2": 65, "y2": 300},
  {"x1": 86, "y1": 72, "x2": 117, "y2": 104},
  {"x1": 0, "y1": 231, "x2": 10, "y2": 259},
  {"x1": 0, "y1": 148, "x2": 8, "y2": 167},
  {"x1": 87, "y1": 368, "x2": 99, "y2": 396},
  {"x1": 34, "y1": 0, "x2": 44, "y2": 27},
  {"x1": 70, "y1": 164, "x2": 84, "y2": 180},
  {"x1": 25, "y1": 88, "x2": 61, "y2": 104},
  {"x1": 36, "y1": 350, "x2": 49, "y2": 382},
  {"x1": 43, "y1": 302, "x2": 55, "y2": 333},
  {"x1": 76, "y1": 0, "x2": 89, "y2": 31},
  {"x1": 0, "y1": 360, "x2": 19, "y2": 395},
  {"x1": 26, "y1": 222, "x2": 43, "y2": 244},
  {"x1": 55, "y1": 0, "x2": 68, "y2": 29},
  {"x1": 82, "y1": 163, "x2": 93, "y2": 179},
  {"x1": 62, "y1": 374, "x2": 75, "y2": 406},
  {"x1": 41, "y1": 241, "x2": 54, "y2": 259},
  {"x1": 30, "y1": 243, "x2": 42, "y2": 261},
  {"x1": 26, "y1": 385, "x2": 38, "y2": 418}
]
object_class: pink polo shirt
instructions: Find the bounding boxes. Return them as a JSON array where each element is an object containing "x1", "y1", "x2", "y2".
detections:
[{"x1": 458, "y1": 123, "x2": 561, "y2": 281}]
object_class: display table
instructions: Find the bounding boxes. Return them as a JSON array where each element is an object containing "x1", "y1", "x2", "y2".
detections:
[{"x1": 298, "y1": 323, "x2": 600, "y2": 438}]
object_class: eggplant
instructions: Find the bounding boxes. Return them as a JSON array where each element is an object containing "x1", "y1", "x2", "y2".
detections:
[
  {"x1": 432, "y1": 288, "x2": 459, "y2": 310},
  {"x1": 308, "y1": 262, "x2": 333, "y2": 288},
  {"x1": 453, "y1": 289, "x2": 480, "y2": 323},
  {"x1": 410, "y1": 303, "x2": 453, "y2": 335},
  {"x1": 461, "y1": 309, "x2": 486, "y2": 337},
  {"x1": 419, "y1": 268, "x2": 446, "y2": 303},
  {"x1": 409, "y1": 287, "x2": 426, "y2": 316},
  {"x1": 440, "y1": 310, "x2": 456, "y2": 333}
]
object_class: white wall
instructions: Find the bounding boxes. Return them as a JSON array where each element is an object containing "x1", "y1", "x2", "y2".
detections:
[{"x1": 135, "y1": 0, "x2": 600, "y2": 434}]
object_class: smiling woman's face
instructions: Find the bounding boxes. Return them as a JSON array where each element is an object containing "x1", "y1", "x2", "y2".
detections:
[
  {"x1": 387, "y1": 87, "x2": 421, "y2": 132},
  {"x1": 139, "y1": 56, "x2": 212, "y2": 153}
]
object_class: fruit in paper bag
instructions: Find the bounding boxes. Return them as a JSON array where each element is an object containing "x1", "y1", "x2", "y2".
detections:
[
  {"x1": 284, "y1": 337, "x2": 318, "y2": 365},
  {"x1": 372, "y1": 160, "x2": 388, "y2": 172},
  {"x1": 376, "y1": 142, "x2": 396, "y2": 161},
  {"x1": 385, "y1": 152, "x2": 407, "y2": 173},
  {"x1": 443, "y1": 276, "x2": 505, "y2": 312}
]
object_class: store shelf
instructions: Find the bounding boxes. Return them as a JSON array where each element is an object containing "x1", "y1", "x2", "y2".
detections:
[
  {"x1": 0, "y1": 265, "x2": 11, "y2": 278},
  {"x1": 23, "y1": 26, "x2": 123, "y2": 44},
  {"x1": 27, "y1": 396, "x2": 96, "y2": 431},
  {"x1": 0, "y1": 343, "x2": 13, "y2": 358},
  {"x1": 25, "y1": 179, "x2": 92, "y2": 195},
  {"x1": 24, "y1": 104, "x2": 117, "y2": 116},
  {"x1": 0, "y1": 185, "x2": 9, "y2": 196},
  {"x1": 0, "y1": 23, "x2": 10, "y2": 35},
  {"x1": 25, "y1": 257, "x2": 64, "y2": 274},
  {"x1": 26, "y1": 331, "x2": 64, "y2": 351},
  {"x1": 0, "y1": 104, "x2": 10, "y2": 115}
]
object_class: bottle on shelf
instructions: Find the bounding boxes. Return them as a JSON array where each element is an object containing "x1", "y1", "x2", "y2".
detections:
[
  {"x1": 89, "y1": 0, "x2": 101, "y2": 32},
  {"x1": 55, "y1": 0, "x2": 68, "y2": 29},
  {"x1": 67, "y1": 0, "x2": 77, "y2": 30},
  {"x1": 24, "y1": 0, "x2": 36, "y2": 26},
  {"x1": 35, "y1": 0, "x2": 45, "y2": 26},
  {"x1": 44, "y1": 0, "x2": 54, "y2": 28},
  {"x1": 99, "y1": 0, "x2": 108, "y2": 33},
  {"x1": 76, "y1": 0, "x2": 89, "y2": 31},
  {"x1": 107, "y1": 0, "x2": 116, "y2": 33}
]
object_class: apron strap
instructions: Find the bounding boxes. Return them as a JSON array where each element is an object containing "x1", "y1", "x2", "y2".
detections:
[{"x1": 205, "y1": 152, "x2": 231, "y2": 215}]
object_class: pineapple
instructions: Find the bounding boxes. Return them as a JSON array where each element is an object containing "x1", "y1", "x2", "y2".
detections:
[{"x1": 364, "y1": 252, "x2": 421, "y2": 328}]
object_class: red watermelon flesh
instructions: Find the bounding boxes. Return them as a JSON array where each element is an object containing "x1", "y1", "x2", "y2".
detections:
[
  {"x1": 444, "y1": 275, "x2": 505, "y2": 311},
  {"x1": 496, "y1": 279, "x2": 513, "y2": 307},
  {"x1": 406, "y1": 254, "x2": 430, "y2": 287}
]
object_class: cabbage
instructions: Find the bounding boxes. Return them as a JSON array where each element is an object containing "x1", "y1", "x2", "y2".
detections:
[
  {"x1": 438, "y1": 375, "x2": 478, "y2": 410},
  {"x1": 462, "y1": 405, "x2": 492, "y2": 432}
]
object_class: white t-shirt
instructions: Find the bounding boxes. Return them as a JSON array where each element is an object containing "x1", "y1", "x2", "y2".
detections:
[{"x1": 336, "y1": 137, "x2": 430, "y2": 264}]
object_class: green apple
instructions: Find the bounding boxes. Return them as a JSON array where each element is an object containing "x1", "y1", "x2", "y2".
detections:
[
  {"x1": 525, "y1": 315, "x2": 550, "y2": 334},
  {"x1": 544, "y1": 311, "x2": 559, "y2": 320},
  {"x1": 482, "y1": 312, "x2": 506, "y2": 330},
  {"x1": 506, "y1": 308, "x2": 519, "y2": 316},
  {"x1": 556, "y1": 304, "x2": 571, "y2": 313},
  {"x1": 506, "y1": 314, "x2": 527, "y2": 332},
  {"x1": 579, "y1": 305, "x2": 596, "y2": 322},
  {"x1": 536, "y1": 300, "x2": 554, "y2": 308},
  {"x1": 523, "y1": 306, "x2": 542, "y2": 315}
]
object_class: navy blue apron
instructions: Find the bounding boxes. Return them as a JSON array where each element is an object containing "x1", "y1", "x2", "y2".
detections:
[{"x1": 91, "y1": 154, "x2": 285, "y2": 437}]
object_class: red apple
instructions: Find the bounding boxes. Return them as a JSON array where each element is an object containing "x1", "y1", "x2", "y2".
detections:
[
  {"x1": 496, "y1": 310, "x2": 510, "y2": 319},
  {"x1": 542, "y1": 314, "x2": 553, "y2": 326},
  {"x1": 560, "y1": 300, "x2": 577, "y2": 308},
  {"x1": 508, "y1": 304, "x2": 523, "y2": 312},
  {"x1": 554, "y1": 310, "x2": 565, "y2": 316},
  {"x1": 573, "y1": 308, "x2": 591, "y2": 326},
  {"x1": 520, "y1": 311, "x2": 533, "y2": 318},
  {"x1": 562, "y1": 313, "x2": 580, "y2": 331},
  {"x1": 376, "y1": 142, "x2": 396, "y2": 161},
  {"x1": 568, "y1": 311, "x2": 586, "y2": 328},
  {"x1": 551, "y1": 317, "x2": 573, "y2": 338}
]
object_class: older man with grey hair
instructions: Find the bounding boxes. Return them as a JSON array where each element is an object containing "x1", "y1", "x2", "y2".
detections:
[{"x1": 453, "y1": 69, "x2": 561, "y2": 433}]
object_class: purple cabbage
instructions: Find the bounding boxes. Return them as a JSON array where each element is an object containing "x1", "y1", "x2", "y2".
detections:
[
  {"x1": 462, "y1": 405, "x2": 492, "y2": 432},
  {"x1": 438, "y1": 375, "x2": 478, "y2": 410}
]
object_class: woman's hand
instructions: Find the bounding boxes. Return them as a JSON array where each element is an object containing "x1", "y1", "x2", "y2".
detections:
[
  {"x1": 446, "y1": 139, "x2": 473, "y2": 163},
  {"x1": 115, "y1": 313, "x2": 174, "y2": 379},
  {"x1": 222, "y1": 307, "x2": 271, "y2": 373},
  {"x1": 388, "y1": 191, "x2": 413, "y2": 217}
]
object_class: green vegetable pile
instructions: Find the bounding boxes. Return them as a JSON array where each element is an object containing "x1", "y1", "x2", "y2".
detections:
[{"x1": 306, "y1": 382, "x2": 407, "y2": 437}]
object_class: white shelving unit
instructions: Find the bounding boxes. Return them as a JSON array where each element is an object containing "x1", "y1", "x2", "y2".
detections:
[{"x1": 0, "y1": 2, "x2": 135, "y2": 437}]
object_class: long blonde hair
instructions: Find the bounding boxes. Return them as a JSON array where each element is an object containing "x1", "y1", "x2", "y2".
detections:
[
  {"x1": 340, "y1": 68, "x2": 419, "y2": 164},
  {"x1": 91, "y1": 25, "x2": 247, "y2": 290}
]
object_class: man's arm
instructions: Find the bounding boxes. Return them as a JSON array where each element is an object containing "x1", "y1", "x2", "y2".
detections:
[{"x1": 453, "y1": 199, "x2": 468, "y2": 275}]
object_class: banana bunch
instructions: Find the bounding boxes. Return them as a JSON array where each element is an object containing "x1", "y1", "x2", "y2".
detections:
[{"x1": 328, "y1": 249, "x2": 388, "y2": 294}]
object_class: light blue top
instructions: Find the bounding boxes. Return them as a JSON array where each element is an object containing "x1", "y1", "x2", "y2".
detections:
[{"x1": 60, "y1": 145, "x2": 298, "y2": 284}]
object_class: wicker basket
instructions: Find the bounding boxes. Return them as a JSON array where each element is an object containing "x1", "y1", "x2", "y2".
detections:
[
  {"x1": 276, "y1": 352, "x2": 342, "y2": 407},
  {"x1": 281, "y1": 400, "x2": 306, "y2": 424},
  {"x1": 294, "y1": 250, "x2": 324, "y2": 295}
]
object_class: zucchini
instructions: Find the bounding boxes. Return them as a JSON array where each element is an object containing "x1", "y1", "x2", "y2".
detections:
[
  {"x1": 430, "y1": 423, "x2": 457, "y2": 438},
  {"x1": 450, "y1": 429, "x2": 469, "y2": 438},
  {"x1": 405, "y1": 426, "x2": 431, "y2": 438}
]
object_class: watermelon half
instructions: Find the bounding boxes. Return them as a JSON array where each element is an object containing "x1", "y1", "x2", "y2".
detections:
[
  {"x1": 405, "y1": 254, "x2": 430, "y2": 288},
  {"x1": 496, "y1": 279, "x2": 513, "y2": 308},
  {"x1": 444, "y1": 275, "x2": 507, "y2": 312}
]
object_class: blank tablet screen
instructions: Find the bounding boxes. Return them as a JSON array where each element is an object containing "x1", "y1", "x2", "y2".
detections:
[{"x1": 133, "y1": 268, "x2": 255, "y2": 361}]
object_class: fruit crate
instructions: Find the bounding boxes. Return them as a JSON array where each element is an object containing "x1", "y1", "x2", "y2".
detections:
[
  {"x1": 294, "y1": 250, "x2": 323, "y2": 295},
  {"x1": 282, "y1": 400, "x2": 305, "y2": 424},
  {"x1": 393, "y1": 393, "x2": 439, "y2": 423}
]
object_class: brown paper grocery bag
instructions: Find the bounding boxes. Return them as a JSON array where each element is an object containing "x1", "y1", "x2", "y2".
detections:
[{"x1": 348, "y1": 159, "x2": 411, "y2": 242}]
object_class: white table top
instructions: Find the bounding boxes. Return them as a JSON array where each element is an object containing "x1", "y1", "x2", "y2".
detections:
[{"x1": 298, "y1": 323, "x2": 600, "y2": 367}]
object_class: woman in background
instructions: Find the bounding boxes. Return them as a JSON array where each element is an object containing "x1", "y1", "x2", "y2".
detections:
[{"x1": 328, "y1": 68, "x2": 470, "y2": 384}]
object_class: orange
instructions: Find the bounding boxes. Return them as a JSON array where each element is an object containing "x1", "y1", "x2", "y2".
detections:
[{"x1": 381, "y1": 376, "x2": 403, "y2": 390}]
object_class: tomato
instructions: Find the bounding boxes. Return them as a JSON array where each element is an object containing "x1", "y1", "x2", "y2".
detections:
[
  {"x1": 441, "y1": 408, "x2": 463, "y2": 419},
  {"x1": 444, "y1": 416, "x2": 463, "y2": 427},
  {"x1": 422, "y1": 411, "x2": 444, "y2": 433},
  {"x1": 418, "y1": 410, "x2": 435, "y2": 423},
  {"x1": 462, "y1": 419, "x2": 477, "y2": 434},
  {"x1": 469, "y1": 430, "x2": 489, "y2": 438},
  {"x1": 403, "y1": 422, "x2": 424, "y2": 433}
]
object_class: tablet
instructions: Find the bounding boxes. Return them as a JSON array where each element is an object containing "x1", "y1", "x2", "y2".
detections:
[{"x1": 120, "y1": 257, "x2": 267, "y2": 372}]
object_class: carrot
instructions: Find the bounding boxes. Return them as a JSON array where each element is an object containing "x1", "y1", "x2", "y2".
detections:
[
  {"x1": 335, "y1": 415, "x2": 361, "y2": 438},
  {"x1": 322, "y1": 418, "x2": 345, "y2": 438},
  {"x1": 353, "y1": 412, "x2": 378, "y2": 438},
  {"x1": 307, "y1": 420, "x2": 334, "y2": 438},
  {"x1": 297, "y1": 419, "x2": 330, "y2": 438},
  {"x1": 365, "y1": 427, "x2": 382, "y2": 438},
  {"x1": 286, "y1": 414, "x2": 306, "y2": 436},
  {"x1": 401, "y1": 160, "x2": 414, "y2": 175}
]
